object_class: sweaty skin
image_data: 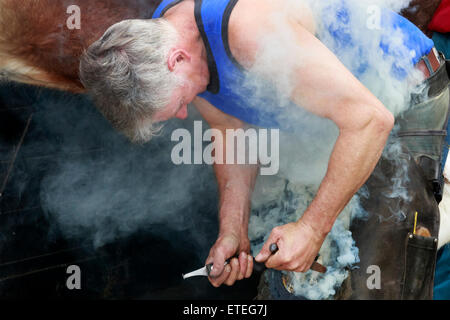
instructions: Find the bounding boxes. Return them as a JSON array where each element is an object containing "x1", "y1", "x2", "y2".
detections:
[{"x1": 159, "y1": 0, "x2": 394, "y2": 286}]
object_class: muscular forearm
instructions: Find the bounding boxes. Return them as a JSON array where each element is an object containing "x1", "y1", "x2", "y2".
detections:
[
  {"x1": 194, "y1": 97, "x2": 259, "y2": 285},
  {"x1": 214, "y1": 162, "x2": 258, "y2": 237},
  {"x1": 301, "y1": 112, "x2": 394, "y2": 236},
  {"x1": 193, "y1": 97, "x2": 259, "y2": 239}
]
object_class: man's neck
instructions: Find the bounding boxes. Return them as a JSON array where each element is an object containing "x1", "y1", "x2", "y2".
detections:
[
  {"x1": 164, "y1": 0, "x2": 210, "y2": 94},
  {"x1": 164, "y1": 0, "x2": 199, "y2": 44}
]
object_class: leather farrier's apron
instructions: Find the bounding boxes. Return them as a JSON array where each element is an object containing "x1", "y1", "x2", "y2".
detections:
[
  {"x1": 340, "y1": 55, "x2": 450, "y2": 300},
  {"x1": 256, "y1": 56, "x2": 450, "y2": 300}
]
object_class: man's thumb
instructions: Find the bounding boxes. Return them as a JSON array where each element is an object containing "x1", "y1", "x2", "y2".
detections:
[
  {"x1": 255, "y1": 241, "x2": 273, "y2": 262},
  {"x1": 209, "y1": 252, "x2": 226, "y2": 277}
]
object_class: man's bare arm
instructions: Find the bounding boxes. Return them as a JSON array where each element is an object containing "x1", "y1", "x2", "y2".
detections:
[
  {"x1": 284, "y1": 20, "x2": 394, "y2": 237},
  {"x1": 230, "y1": 0, "x2": 394, "y2": 270},
  {"x1": 193, "y1": 96, "x2": 259, "y2": 285}
]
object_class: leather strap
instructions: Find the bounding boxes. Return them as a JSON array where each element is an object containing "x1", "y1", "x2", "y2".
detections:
[{"x1": 417, "y1": 47, "x2": 441, "y2": 79}]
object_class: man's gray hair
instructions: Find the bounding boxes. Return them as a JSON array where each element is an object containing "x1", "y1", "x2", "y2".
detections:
[{"x1": 80, "y1": 19, "x2": 181, "y2": 143}]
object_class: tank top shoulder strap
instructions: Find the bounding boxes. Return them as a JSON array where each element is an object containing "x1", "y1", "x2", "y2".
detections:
[
  {"x1": 152, "y1": 0, "x2": 184, "y2": 18},
  {"x1": 195, "y1": 0, "x2": 244, "y2": 94},
  {"x1": 152, "y1": 0, "x2": 243, "y2": 95}
]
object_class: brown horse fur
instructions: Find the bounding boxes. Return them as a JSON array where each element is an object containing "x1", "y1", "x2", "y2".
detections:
[
  {"x1": 0, "y1": 0, "x2": 442, "y2": 93},
  {"x1": 0, "y1": 0, "x2": 160, "y2": 93}
]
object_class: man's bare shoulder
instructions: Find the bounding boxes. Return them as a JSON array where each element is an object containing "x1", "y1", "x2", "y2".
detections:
[
  {"x1": 227, "y1": 0, "x2": 274, "y2": 68},
  {"x1": 227, "y1": 0, "x2": 316, "y2": 68}
]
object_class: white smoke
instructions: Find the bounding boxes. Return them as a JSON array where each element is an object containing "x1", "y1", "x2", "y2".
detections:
[
  {"x1": 310, "y1": 0, "x2": 425, "y2": 116},
  {"x1": 249, "y1": 159, "x2": 365, "y2": 300},
  {"x1": 359, "y1": 0, "x2": 413, "y2": 12},
  {"x1": 38, "y1": 101, "x2": 220, "y2": 252},
  {"x1": 246, "y1": 0, "x2": 425, "y2": 299},
  {"x1": 236, "y1": 0, "x2": 425, "y2": 123},
  {"x1": 379, "y1": 135, "x2": 413, "y2": 223},
  {"x1": 35, "y1": 0, "x2": 426, "y2": 300}
]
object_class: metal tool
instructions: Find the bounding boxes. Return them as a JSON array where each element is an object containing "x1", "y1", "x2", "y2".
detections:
[
  {"x1": 182, "y1": 243, "x2": 327, "y2": 279},
  {"x1": 182, "y1": 243, "x2": 278, "y2": 279}
]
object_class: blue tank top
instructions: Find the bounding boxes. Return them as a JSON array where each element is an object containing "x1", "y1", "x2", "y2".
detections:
[
  {"x1": 153, "y1": 0, "x2": 435, "y2": 128},
  {"x1": 154, "y1": 0, "x2": 288, "y2": 128},
  {"x1": 319, "y1": 0, "x2": 435, "y2": 79}
]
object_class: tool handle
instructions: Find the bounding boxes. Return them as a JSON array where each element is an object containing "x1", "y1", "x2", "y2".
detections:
[
  {"x1": 254, "y1": 243, "x2": 327, "y2": 274},
  {"x1": 206, "y1": 243, "x2": 278, "y2": 276},
  {"x1": 253, "y1": 243, "x2": 279, "y2": 273},
  {"x1": 207, "y1": 243, "x2": 327, "y2": 275}
]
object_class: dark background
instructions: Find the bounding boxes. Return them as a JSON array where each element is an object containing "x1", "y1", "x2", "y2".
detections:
[{"x1": 0, "y1": 82, "x2": 260, "y2": 299}]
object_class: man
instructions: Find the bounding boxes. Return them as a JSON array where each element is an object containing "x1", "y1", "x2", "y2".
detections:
[{"x1": 80, "y1": 0, "x2": 447, "y2": 289}]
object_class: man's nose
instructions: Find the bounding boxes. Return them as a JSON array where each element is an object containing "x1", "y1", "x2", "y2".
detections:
[{"x1": 175, "y1": 104, "x2": 188, "y2": 120}]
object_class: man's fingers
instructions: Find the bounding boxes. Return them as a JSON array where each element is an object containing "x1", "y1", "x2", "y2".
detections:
[
  {"x1": 245, "y1": 255, "x2": 253, "y2": 278},
  {"x1": 209, "y1": 263, "x2": 231, "y2": 287},
  {"x1": 273, "y1": 258, "x2": 322, "y2": 273},
  {"x1": 293, "y1": 265, "x2": 308, "y2": 273},
  {"x1": 264, "y1": 251, "x2": 283, "y2": 269},
  {"x1": 224, "y1": 258, "x2": 240, "y2": 286},
  {"x1": 237, "y1": 252, "x2": 248, "y2": 280},
  {"x1": 208, "y1": 255, "x2": 251, "y2": 287},
  {"x1": 209, "y1": 250, "x2": 227, "y2": 278},
  {"x1": 255, "y1": 234, "x2": 279, "y2": 263}
]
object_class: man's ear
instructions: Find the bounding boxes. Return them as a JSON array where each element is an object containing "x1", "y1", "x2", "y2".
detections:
[{"x1": 167, "y1": 48, "x2": 192, "y2": 72}]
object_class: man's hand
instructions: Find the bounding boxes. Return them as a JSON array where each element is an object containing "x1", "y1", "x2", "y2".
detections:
[
  {"x1": 206, "y1": 233, "x2": 254, "y2": 287},
  {"x1": 228, "y1": 2, "x2": 394, "y2": 272},
  {"x1": 194, "y1": 97, "x2": 258, "y2": 287},
  {"x1": 255, "y1": 219, "x2": 325, "y2": 272}
]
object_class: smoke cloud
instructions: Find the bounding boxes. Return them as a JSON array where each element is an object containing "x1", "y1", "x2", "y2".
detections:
[
  {"x1": 37, "y1": 94, "x2": 219, "y2": 253},
  {"x1": 35, "y1": 0, "x2": 426, "y2": 300},
  {"x1": 243, "y1": 0, "x2": 427, "y2": 299}
]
